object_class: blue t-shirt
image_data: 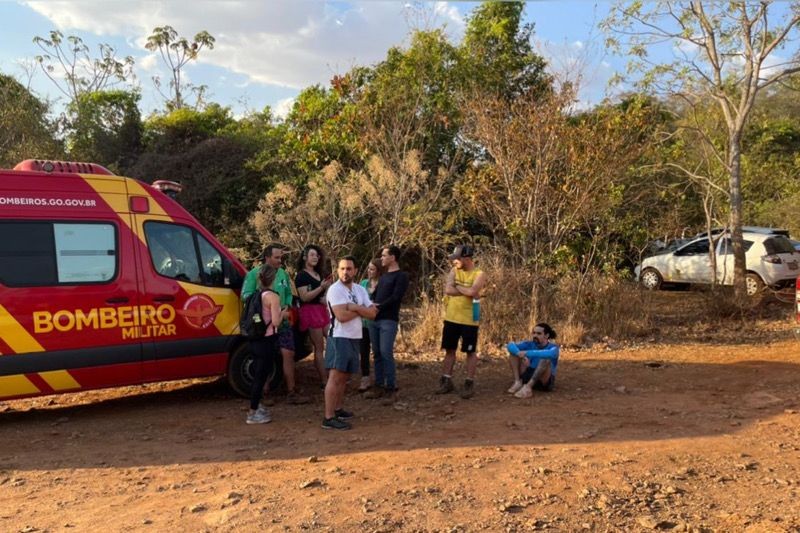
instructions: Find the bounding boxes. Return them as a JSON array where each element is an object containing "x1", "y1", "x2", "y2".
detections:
[{"x1": 507, "y1": 340, "x2": 560, "y2": 376}]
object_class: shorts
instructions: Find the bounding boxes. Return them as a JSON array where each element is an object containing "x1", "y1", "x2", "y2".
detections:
[
  {"x1": 520, "y1": 368, "x2": 556, "y2": 391},
  {"x1": 441, "y1": 320, "x2": 479, "y2": 353},
  {"x1": 299, "y1": 303, "x2": 330, "y2": 331},
  {"x1": 324, "y1": 337, "x2": 360, "y2": 373},
  {"x1": 278, "y1": 323, "x2": 295, "y2": 352}
]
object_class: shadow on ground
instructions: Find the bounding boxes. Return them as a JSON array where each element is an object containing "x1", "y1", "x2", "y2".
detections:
[{"x1": 1, "y1": 350, "x2": 798, "y2": 472}]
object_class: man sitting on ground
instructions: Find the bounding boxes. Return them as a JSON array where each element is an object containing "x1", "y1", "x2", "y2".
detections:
[{"x1": 506, "y1": 323, "x2": 560, "y2": 398}]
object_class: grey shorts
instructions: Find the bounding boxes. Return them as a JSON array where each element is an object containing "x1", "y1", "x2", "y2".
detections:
[{"x1": 324, "y1": 337, "x2": 360, "y2": 374}]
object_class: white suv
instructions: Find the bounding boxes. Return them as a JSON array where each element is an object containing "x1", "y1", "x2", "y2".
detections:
[{"x1": 635, "y1": 228, "x2": 799, "y2": 295}]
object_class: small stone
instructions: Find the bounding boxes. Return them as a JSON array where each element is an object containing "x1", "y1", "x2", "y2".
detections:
[
  {"x1": 614, "y1": 386, "x2": 627, "y2": 394},
  {"x1": 227, "y1": 491, "x2": 243, "y2": 500},
  {"x1": 307, "y1": 456, "x2": 319, "y2": 463},
  {"x1": 190, "y1": 504, "x2": 207, "y2": 513},
  {"x1": 142, "y1": 519, "x2": 153, "y2": 525},
  {"x1": 638, "y1": 516, "x2": 658, "y2": 529},
  {"x1": 299, "y1": 479, "x2": 323, "y2": 489}
]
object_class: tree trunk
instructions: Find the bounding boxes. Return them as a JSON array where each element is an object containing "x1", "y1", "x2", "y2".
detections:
[{"x1": 728, "y1": 135, "x2": 747, "y2": 301}]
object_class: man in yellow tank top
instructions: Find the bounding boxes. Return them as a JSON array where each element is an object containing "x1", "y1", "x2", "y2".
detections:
[{"x1": 436, "y1": 244, "x2": 487, "y2": 398}]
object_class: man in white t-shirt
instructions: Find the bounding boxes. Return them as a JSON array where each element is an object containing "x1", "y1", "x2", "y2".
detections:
[{"x1": 323, "y1": 256, "x2": 377, "y2": 430}]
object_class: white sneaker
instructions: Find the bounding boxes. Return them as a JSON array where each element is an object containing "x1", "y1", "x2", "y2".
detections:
[
  {"x1": 246, "y1": 408, "x2": 272, "y2": 424},
  {"x1": 507, "y1": 380, "x2": 523, "y2": 394},
  {"x1": 358, "y1": 376, "x2": 371, "y2": 392},
  {"x1": 514, "y1": 385, "x2": 533, "y2": 399}
]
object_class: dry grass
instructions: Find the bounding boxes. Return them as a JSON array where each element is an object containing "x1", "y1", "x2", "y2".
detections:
[{"x1": 404, "y1": 259, "x2": 656, "y2": 352}]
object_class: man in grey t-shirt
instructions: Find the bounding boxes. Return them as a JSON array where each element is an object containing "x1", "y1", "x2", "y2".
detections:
[{"x1": 323, "y1": 256, "x2": 377, "y2": 430}]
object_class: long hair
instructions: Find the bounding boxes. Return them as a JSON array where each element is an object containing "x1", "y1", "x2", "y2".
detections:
[
  {"x1": 366, "y1": 257, "x2": 383, "y2": 281},
  {"x1": 296, "y1": 244, "x2": 325, "y2": 276}
]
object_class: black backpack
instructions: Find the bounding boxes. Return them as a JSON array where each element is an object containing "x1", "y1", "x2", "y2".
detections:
[{"x1": 240, "y1": 290, "x2": 272, "y2": 340}]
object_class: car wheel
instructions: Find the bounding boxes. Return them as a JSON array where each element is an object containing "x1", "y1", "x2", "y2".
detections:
[
  {"x1": 745, "y1": 272, "x2": 764, "y2": 296},
  {"x1": 227, "y1": 342, "x2": 284, "y2": 398},
  {"x1": 640, "y1": 268, "x2": 663, "y2": 290}
]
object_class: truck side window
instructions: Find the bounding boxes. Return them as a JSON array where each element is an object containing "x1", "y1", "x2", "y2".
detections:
[
  {"x1": 197, "y1": 234, "x2": 225, "y2": 287},
  {"x1": 144, "y1": 222, "x2": 201, "y2": 283},
  {"x1": 0, "y1": 221, "x2": 117, "y2": 286},
  {"x1": 143, "y1": 221, "x2": 228, "y2": 286}
]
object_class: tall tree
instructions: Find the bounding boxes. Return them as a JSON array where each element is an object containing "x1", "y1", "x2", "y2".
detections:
[
  {"x1": 604, "y1": 1, "x2": 800, "y2": 300},
  {"x1": 0, "y1": 73, "x2": 62, "y2": 167},
  {"x1": 460, "y1": 1, "x2": 550, "y2": 99},
  {"x1": 145, "y1": 26, "x2": 215, "y2": 111},
  {"x1": 67, "y1": 90, "x2": 142, "y2": 173},
  {"x1": 33, "y1": 30, "x2": 134, "y2": 105}
]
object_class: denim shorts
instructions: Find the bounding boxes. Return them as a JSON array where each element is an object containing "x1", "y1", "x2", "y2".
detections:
[
  {"x1": 278, "y1": 323, "x2": 294, "y2": 351},
  {"x1": 324, "y1": 337, "x2": 360, "y2": 373}
]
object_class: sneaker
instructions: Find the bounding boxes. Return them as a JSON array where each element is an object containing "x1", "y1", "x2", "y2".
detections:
[
  {"x1": 507, "y1": 380, "x2": 523, "y2": 394},
  {"x1": 286, "y1": 391, "x2": 310, "y2": 405},
  {"x1": 364, "y1": 386, "x2": 384, "y2": 399},
  {"x1": 246, "y1": 409, "x2": 272, "y2": 424},
  {"x1": 460, "y1": 379, "x2": 475, "y2": 399},
  {"x1": 322, "y1": 417, "x2": 351, "y2": 430},
  {"x1": 435, "y1": 376, "x2": 454, "y2": 395},
  {"x1": 256, "y1": 405, "x2": 273, "y2": 421},
  {"x1": 514, "y1": 385, "x2": 533, "y2": 399},
  {"x1": 358, "y1": 376, "x2": 371, "y2": 392},
  {"x1": 334, "y1": 408, "x2": 354, "y2": 420}
]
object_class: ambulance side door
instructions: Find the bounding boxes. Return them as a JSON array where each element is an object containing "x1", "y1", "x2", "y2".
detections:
[{"x1": 134, "y1": 217, "x2": 240, "y2": 382}]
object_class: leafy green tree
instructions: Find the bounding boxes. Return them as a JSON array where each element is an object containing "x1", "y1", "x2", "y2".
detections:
[
  {"x1": 67, "y1": 90, "x2": 142, "y2": 173},
  {"x1": 460, "y1": 1, "x2": 550, "y2": 99},
  {"x1": 0, "y1": 73, "x2": 62, "y2": 167},
  {"x1": 145, "y1": 26, "x2": 215, "y2": 111}
]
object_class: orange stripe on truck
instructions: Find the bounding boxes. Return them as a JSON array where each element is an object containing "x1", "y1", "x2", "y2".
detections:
[{"x1": 0, "y1": 303, "x2": 44, "y2": 354}]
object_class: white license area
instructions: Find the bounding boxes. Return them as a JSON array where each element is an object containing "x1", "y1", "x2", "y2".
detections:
[{"x1": 788, "y1": 261, "x2": 798, "y2": 270}]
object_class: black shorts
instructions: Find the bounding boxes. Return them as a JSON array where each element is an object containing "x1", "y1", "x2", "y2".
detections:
[
  {"x1": 441, "y1": 320, "x2": 479, "y2": 353},
  {"x1": 520, "y1": 368, "x2": 556, "y2": 391}
]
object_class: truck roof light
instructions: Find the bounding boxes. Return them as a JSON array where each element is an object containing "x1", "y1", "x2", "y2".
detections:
[{"x1": 13, "y1": 159, "x2": 114, "y2": 175}]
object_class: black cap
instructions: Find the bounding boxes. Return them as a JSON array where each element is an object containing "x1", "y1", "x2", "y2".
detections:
[{"x1": 448, "y1": 244, "x2": 474, "y2": 260}]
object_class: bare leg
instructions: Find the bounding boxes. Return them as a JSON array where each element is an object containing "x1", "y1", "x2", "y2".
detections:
[
  {"x1": 531, "y1": 359, "x2": 552, "y2": 385},
  {"x1": 324, "y1": 369, "x2": 349, "y2": 418},
  {"x1": 465, "y1": 352, "x2": 478, "y2": 380},
  {"x1": 508, "y1": 356, "x2": 522, "y2": 380},
  {"x1": 441, "y1": 349, "x2": 457, "y2": 376},
  {"x1": 281, "y1": 349, "x2": 296, "y2": 392},
  {"x1": 309, "y1": 327, "x2": 328, "y2": 383}
]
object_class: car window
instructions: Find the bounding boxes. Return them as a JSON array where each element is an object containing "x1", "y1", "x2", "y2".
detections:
[
  {"x1": 0, "y1": 221, "x2": 117, "y2": 286},
  {"x1": 764, "y1": 236, "x2": 796, "y2": 255},
  {"x1": 718, "y1": 238, "x2": 754, "y2": 255},
  {"x1": 677, "y1": 239, "x2": 710, "y2": 255}
]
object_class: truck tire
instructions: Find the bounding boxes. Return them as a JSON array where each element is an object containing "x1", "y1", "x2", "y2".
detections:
[{"x1": 227, "y1": 341, "x2": 284, "y2": 398}]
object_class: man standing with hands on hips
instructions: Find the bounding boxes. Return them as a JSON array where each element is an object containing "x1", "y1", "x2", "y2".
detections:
[
  {"x1": 436, "y1": 244, "x2": 487, "y2": 399},
  {"x1": 323, "y1": 256, "x2": 377, "y2": 430}
]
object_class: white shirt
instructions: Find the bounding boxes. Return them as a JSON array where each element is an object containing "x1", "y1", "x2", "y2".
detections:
[{"x1": 326, "y1": 280, "x2": 372, "y2": 339}]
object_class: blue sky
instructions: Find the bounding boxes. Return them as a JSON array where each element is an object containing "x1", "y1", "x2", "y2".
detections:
[{"x1": 0, "y1": 1, "x2": 618, "y2": 118}]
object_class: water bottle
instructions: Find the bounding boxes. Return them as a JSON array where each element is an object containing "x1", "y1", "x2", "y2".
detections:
[{"x1": 472, "y1": 297, "x2": 481, "y2": 322}]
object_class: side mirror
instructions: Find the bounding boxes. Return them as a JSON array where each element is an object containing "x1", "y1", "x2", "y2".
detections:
[{"x1": 223, "y1": 258, "x2": 244, "y2": 289}]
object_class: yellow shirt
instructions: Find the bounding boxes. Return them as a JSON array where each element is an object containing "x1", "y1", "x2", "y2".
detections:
[{"x1": 444, "y1": 267, "x2": 483, "y2": 326}]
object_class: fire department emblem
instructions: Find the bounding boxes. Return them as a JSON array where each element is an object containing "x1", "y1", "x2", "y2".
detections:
[{"x1": 177, "y1": 294, "x2": 223, "y2": 330}]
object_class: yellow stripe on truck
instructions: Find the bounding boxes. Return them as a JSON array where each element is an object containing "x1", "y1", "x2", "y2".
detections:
[
  {"x1": 126, "y1": 179, "x2": 169, "y2": 217},
  {"x1": 178, "y1": 282, "x2": 241, "y2": 335},
  {"x1": 0, "y1": 375, "x2": 40, "y2": 398},
  {"x1": 39, "y1": 370, "x2": 81, "y2": 391},
  {"x1": 0, "y1": 303, "x2": 44, "y2": 354}
]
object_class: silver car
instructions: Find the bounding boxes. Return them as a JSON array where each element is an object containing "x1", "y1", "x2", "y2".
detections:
[{"x1": 635, "y1": 229, "x2": 799, "y2": 295}]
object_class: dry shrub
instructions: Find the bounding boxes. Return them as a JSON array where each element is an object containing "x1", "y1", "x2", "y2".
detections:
[{"x1": 405, "y1": 256, "x2": 655, "y2": 353}]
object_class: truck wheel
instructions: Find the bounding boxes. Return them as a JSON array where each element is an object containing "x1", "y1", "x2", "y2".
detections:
[
  {"x1": 640, "y1": 268, "x2": 663, "y2": 291},
  {"x1": 228, "y1": 342, "x2": 284, "y2": 397},
  {"x1": 227, "y1": 343, "x2": 254, "y2": 398},
  {"x1": 746, "y1": 272, "x2": 764, "y2": 296}
]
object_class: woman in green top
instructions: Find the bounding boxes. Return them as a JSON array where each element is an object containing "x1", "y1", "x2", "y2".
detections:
[{"x1": 358, "y1": 258, "x2": 383, "y2": 391}]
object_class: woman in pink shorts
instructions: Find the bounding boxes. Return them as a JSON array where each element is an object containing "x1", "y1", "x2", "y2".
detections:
[{"x1": 295, "y1": 245, "x2": 333, "y2": 385}]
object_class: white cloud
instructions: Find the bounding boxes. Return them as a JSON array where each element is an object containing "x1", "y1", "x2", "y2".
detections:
[
  {"x1": 274, "y1": 96, "x2": 295, "y2": 119},
  {"x1": 138, "y1": 53, "x2": 159, "y2": 72},
  {"x1": 23, "y1": 1, "x2": 465, "y2": 90}
]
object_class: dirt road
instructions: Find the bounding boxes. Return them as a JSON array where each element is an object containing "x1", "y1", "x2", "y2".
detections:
[{"x1": 2, "y1": 319, "x2": 800, "y2": 531}]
